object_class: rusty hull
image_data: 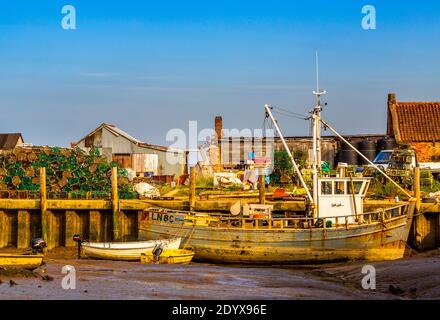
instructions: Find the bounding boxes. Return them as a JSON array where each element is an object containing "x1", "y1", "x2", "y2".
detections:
[{"x1": 140, "y1": 206, "x2": 414, "y2": 264}]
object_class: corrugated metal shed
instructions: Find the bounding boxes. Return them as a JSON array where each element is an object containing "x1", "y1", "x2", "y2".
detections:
[
  {"x1": 72, "y1": 124, "x2": 187, "y2": 176},
  {"x1": 0, "y1": 133, "x2": 24, "y2": 150}
]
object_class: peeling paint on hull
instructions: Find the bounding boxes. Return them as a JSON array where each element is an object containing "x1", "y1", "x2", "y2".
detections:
[{"x1": 140, "y1": 205, "x2": 414, "y2": 264}]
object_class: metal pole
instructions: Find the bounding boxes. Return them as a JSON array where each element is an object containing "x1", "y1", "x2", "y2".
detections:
[
  {"x1": 264, "y1": 104, "x2": 314, "y2": 204},
  {"x1": 320, "y1": 118, "x2": 413, "y2": 198},
  {"x1": 312, "y1": 114, "x2": 319, "y2": 216}
]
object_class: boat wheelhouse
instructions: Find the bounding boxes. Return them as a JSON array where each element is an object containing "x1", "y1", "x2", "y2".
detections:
[{"x1": 318, "y1": 177, "x2": 371, "y2": 224}]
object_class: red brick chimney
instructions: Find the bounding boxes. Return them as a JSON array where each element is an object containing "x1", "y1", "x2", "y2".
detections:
[{"x1": 387, "y1": 93, "x2": 397, "y2": 136}]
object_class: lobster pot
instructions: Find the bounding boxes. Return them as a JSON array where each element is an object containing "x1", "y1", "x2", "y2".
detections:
[
  {"x1": 0, "y1": 146, "x2": 137, "y2": 199},
  {"x1": 358, "y1": 139, "x2": 377, "y2": 165},
  {"x1": 338, "y1": 139, "x2": 358, "y2": 165}
]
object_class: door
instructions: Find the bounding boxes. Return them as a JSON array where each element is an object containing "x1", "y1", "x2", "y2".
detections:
[{"x1": 112, "y1": 154, "x2": 132, "y2": 169}]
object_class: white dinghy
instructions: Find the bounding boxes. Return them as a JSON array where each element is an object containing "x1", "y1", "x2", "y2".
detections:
[{"x1": 82, "y1": 237, "x2": 182, "y2": 261}]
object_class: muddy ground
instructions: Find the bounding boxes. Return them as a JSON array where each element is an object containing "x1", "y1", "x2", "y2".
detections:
[{"x1": 1, "y1": 248, "x2": 440, "y2": 300}]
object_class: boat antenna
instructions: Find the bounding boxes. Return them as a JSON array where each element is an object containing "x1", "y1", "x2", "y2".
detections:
[
  {"x1": 311, "y1": 52, "x2": 326, "y2": 218},
  {"x1": 312, "y1": 51, "x2": 326, "y2": 109}
]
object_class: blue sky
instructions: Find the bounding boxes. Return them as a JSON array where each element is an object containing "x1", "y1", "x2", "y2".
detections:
[{"x1": 0, "y1": 1, "x2": 439, "y2": 147}]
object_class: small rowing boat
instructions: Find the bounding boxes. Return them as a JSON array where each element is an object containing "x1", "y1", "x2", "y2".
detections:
[
  {"x1": 81, "y1": 237, "x2": 182, "y2": 261},
  {"x1": 141, "y1": 249, "x2": 195, "y2": 264},
  {"x1": 0, "y1": 254, "x2": 44, "y2": 271}
]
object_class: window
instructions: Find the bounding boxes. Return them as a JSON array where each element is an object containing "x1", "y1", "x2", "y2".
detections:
[
  {"x1": 85, "y1": 136, "x2": 94, "y2": 148},
  {"x1": 373, "y1": 151, "x2": 392, "y2": 164},
  {"x1": 321, "y1": 181, "x2": 332, "y2": 195},
  {"x1": 112, "y1": 154, "x2": 132, "y2": 169},
  {"x1": 348, "y1": 181, "x2": 363, "y2": 194},
  {"x1": 335, "y1": 181, "x2": 345, "y2": 195}
]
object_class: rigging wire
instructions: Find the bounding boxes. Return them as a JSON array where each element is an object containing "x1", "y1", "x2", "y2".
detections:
[
  {"x1": 271, "y1": 106, "x2": 308, "y2": 118},
  {"x1": 272, "y1": 109, "x2": 309, "y2": 121}
]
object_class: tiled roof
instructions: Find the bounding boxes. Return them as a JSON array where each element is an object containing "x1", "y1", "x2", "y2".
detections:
[
  {"x1": 388, "y1": 101, "x2": 440, "y2": 143},
  {"x1": 0, "y1": 133, "x2": 23, "y2": 150}
]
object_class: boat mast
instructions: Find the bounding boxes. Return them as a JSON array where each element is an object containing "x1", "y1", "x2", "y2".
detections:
[
  {"x1": 311, "y1": 52, "x2": 326, "y2": 219},
  {"x1": 264, "y1": 105, "x2": 314, "y2": 204}
]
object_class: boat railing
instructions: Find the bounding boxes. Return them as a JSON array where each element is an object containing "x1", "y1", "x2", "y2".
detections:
[
  {"x1": 214, "y1": 203, "x2": 408, "y2": 230},
  {"x1": 147, "y1": 203, "x2": 409, "y2": 230}
]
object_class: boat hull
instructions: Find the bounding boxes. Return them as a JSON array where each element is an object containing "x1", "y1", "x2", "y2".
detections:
[
  {"x1": 141, "y1": 249, "x2": 195, "y2": 264},
  {"x1": 0, "y1": 254, "x2": 44, "y2": 270},
  {"x1": 140, "y1": 206, "x2": 414, "y2": 264},
  {"x1": 82, "y1": 238, "x2": 181, "y2": 261}
]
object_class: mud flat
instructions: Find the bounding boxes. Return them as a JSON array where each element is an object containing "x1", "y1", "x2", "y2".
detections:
[{"x1": 0, "y1": 248, "x2": 439, "y2": 300}]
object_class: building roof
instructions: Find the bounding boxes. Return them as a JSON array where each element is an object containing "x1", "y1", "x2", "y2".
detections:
[
  {"x1": 0, "y1": 133, "x2": 23, "y2": 150},
  {"x1": 75, "y1": 123, "x2": 181, "y2": 153},
  {"x1": 387, "y1": 94, "x2": 440, "y2": 143}
]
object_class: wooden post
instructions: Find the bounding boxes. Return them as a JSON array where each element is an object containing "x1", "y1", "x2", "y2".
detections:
[
  {"x1": 413, "y1": 166, "x2": 422, "y2": 249},
  {"x1": 65, "y1": 210, "x2": 79, "y2": 247},
  {"x1": 414, "y1": 166, "x2": 421, "y2": 212},
  {"x1": 258, "y1": 172, "x2": 266, "y2": 205},
  {"x1": 89, "y1": 211, "x2": 101, "y2": 242},
  {"x1": 136, "y1": 211, "x2": 143, "y2": 240},
  {"x1": 189, "y1": 167, "x2": 196, "y2": 211},
  {"x1": 0, "y1": 210, "x2": 7, "y2": 248},
  {"x1": 17, "y1": 210, "x2": 31, "y2": 249},
  {"x1": 46, "y1": 210, "x2": 56, "y2": 249},
  {"x1": 40, "y1": 167, "x2": 48, "y2": 244},
  {"x1": 112, "y1": 167, "x2": 120, "y2": 241}
]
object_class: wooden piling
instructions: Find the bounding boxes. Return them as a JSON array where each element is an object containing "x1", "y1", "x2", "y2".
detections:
[
  {"x1": 258, "y1": 172, "x2": 266, "y2": 205},
  {"x1": 189, "y1": 167, "x2": 196, "y2": 211},
  {"x1": 17, "y1": 210, "x2": 31, "y2": 248},
  {"x1": 413, "y1": 166, "x2": 423, "y2": 249},
  {"x1": 65, "y1": 210, "x2": 79, "y2": 247},
  {"x1": 46, "y1": 210, "x2": 56, "y2": 249},
  {"x1": 89, "y1": 211, "x2": 101, "y2": 242},
  {"x1": 111, "y1": 167, "x2": 120, "y2": 241},
  {"x1": 414, "y1": 166, "x2": 421, "y2": 212},
  {"x1": 40, "y1": 167, "x2": 48, "y2": 245},
  {"x1": 0, "y1": 210, "x2": 7, "y2": 248}
]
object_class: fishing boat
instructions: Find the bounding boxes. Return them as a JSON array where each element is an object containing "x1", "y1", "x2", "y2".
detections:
[
  {"x1": 82, "y1": 237, "x2": 182, "y2": 261},
  {"x1": 0, "y1": 253, "x2": 44, "y2": 270},
  {"x1": 140, "y1": 64, "x2": 416, "y2": 264},
  {"x1": 140, "y1": 249, "x2": 195, "y2": 264}
]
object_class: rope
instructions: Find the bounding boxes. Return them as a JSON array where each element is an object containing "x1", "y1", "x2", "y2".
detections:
[
  {"x1": 272, "y1": 109, "x2": 308, "y2": 121},
  {"x1": 272, "y1": 106, "x2": 308, "y2": 118},
  {"x1": 183, "y1": 224, "x2": 197, "y2": 250}
]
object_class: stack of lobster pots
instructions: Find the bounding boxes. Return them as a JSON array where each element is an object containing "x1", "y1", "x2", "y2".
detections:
[{"x1": 0, "y1": 146, "x2": 137, "y2": 199}]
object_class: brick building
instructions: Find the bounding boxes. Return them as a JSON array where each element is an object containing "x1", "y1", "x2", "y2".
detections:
[{"x1": 387, "y1": 93, "x2": 440, "y2": 162}]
